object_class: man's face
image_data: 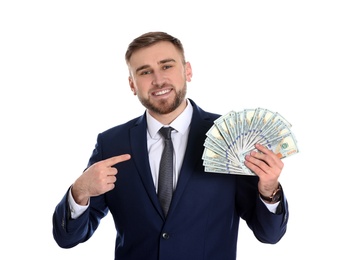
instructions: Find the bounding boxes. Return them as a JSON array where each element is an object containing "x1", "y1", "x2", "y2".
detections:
[{"x1": 128, "y1": 41, "x2": 192, "y2": 118}]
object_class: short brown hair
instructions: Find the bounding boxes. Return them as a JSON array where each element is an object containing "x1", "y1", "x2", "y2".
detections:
[{"x1": 125, "y1": 31, "x2": 186, "y2": 64}]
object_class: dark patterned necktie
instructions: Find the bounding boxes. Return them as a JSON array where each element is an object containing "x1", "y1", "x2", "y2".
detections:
[{"x1": 158, "y1": 127, "x2": 174, "y2": 217}]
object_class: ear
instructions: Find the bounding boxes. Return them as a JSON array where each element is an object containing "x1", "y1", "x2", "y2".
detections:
[
  {"x1": 185, "y1": 62, "x2": 193, "y2": 82},
  {"x1": 129, "y1": 76, "x2": 137, "y2": 95}
]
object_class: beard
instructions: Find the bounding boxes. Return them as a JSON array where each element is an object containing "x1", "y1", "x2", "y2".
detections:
[{"x1": 138, "y1": 84, "x2": 187, "y2": 115}]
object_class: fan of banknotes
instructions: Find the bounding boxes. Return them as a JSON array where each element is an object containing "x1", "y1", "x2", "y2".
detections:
[{"x1": 202, "y1": 108, "x2": 299, "y2": 175}]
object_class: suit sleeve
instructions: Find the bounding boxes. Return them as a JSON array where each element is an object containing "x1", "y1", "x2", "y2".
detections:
[
  {"x1": 52, "y1": 135, "x2": 109, "y2": 248},
  {"x1": 236, "y1": 175, "x2": 289, "y2": 244}
]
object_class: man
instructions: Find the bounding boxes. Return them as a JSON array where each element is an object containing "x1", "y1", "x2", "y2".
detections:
[{"x1": 53, "y1": 31, "x2": 288, "y2": 260}]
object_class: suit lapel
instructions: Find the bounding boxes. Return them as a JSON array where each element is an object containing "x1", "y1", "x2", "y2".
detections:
[
  {"x1": 168, "y1": 100, "x2": 217, "y2": 216},
  {"x1": 129, "y1": 114, "x2": 164, "y2": 217}
]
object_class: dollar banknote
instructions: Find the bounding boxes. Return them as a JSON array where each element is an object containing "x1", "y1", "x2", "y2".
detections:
[{"x1": 202, "y1": 108, "x2": 299, "y2": 175}]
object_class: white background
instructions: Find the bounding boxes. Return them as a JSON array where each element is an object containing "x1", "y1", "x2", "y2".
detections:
[{"x1": 1, "y1": 1, "x2": 348, "y2": 259}]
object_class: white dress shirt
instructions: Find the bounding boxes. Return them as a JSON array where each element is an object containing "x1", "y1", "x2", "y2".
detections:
[{"x1": 146, "y1": 99, "x2": 192, "y2": 192}]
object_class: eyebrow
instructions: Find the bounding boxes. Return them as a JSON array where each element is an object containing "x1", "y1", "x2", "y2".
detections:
[{"x1": 135, "y1": 58, "x2": 176, "y2": 73}]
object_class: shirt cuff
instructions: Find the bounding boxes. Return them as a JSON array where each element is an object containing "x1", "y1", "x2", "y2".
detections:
[
  {"x1": 68, "y1": 187, "x2": 89, "y2": 219},
  {"x1": 260, "y1": 196, "x2": 280, "y2": 213}
]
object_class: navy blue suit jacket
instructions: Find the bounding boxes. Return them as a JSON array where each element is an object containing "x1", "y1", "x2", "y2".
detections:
[{"x1": 53, "y1": 99, "x2": 288, "y2": 260}]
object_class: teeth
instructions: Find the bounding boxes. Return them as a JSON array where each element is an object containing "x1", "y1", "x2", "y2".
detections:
[{"x1": 154, "y1": 89, "x2": 170, "y2": 96}]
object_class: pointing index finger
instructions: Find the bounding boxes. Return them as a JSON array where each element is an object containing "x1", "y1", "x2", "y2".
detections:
[{"x1": 104, "y1": 154, "x2": 131, "y2": 167}]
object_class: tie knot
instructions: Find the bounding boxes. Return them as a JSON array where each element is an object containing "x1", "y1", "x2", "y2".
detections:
[{"x1": 159, "y1": 127, "x2": 173, "y2": 140}]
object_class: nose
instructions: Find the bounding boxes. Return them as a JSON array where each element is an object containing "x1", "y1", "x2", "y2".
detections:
[{"x1": 151, "y1": 71, "x2": 166, "y2": 87}]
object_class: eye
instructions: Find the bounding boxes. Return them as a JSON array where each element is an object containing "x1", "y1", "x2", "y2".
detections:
[
  {"x1": 140, "y1": 70, "x2": 152, "y2": 75},
  {"x1": 163, "y1": 65, "x2": 172, "y2": 70}
]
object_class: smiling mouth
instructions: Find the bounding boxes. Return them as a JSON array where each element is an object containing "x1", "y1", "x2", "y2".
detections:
[{"x1": 153, "y1": 89, "x2": 171, "y2": 96}]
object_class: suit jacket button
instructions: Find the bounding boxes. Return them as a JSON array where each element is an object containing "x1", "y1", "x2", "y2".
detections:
[{"x1": 162, "y1": 232, "x2": 170, "y2": 239}]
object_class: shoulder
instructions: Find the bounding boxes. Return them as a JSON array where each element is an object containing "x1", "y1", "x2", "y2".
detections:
[
  {"x1": 99, "y1": 113, "x2": 146, "y2": 139},
  {"x1": 189, "y1": 98, "x2": 221, "y2": 122}
]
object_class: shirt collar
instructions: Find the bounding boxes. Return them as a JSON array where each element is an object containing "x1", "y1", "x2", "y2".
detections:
[{"x1": 146, "y1": 99, "x2": 193, "y2": 138}]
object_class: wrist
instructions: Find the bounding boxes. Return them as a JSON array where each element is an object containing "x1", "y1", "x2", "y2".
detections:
[
  {"x1": 259, "y1": 183, "x2": 282, "y2": 203},
  {"x1": 71, "y1": 184, "x2": 89, "y2": 206}
]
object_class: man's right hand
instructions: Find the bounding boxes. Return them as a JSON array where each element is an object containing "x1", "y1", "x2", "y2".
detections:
[{"x1": 71, "y1": 154, "x2": 131, "y2": 205}]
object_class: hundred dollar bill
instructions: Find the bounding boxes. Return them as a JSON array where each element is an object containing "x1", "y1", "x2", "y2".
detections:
[
  {"x1": 244, "y1": 111, "x2": 292, "y2": 151},
  {"x1": 204, "y1": 139, "x2": 229, "y2": 161},
  {"x1": 269, "y1": 131, "x2": 299, "y2": 159},
  {"x1": 236, "y1": 109, "x2": 257, "y2": 152},
  {"x1": 223, "y1": 112, "x2": 238, "y2": 144},
  {"x1": 213, "y1": 110, "x2": 235, "y2": 147},
  {"x1": 205, "y1": 124, "x2": 227, "y2": 149},
  {"x1": 243, "y1": 109, "x2": 272, "y2": 147},
  {"x1": 204, "y1": 128, "x2": 240, "y2": 164},
  {"x1": 202, "y1": 145, "x2": 240, "y2": 167},
  {"x1": 239, "y1": 131, "x2": 299, "y2": 175},
  {"x1": 204, "y1": 166, "x2": 230, "y2": 174},
  {"x1": 202, "y1": 148, "x2": 245, "y2": 174},
  {"x1": 203, "y1": 160, "x2": 245, "y2": 174}
]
